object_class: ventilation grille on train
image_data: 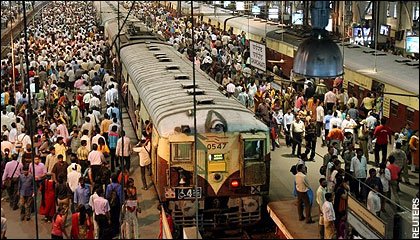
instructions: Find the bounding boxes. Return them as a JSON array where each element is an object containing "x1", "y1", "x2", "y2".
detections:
[
  {"x1": 197, "y1": 98, "x2": 214, "y2": 105},
  {"x1": 181, "y1": 83, "x2": 197, "y2": 89},
  {"x1": 187, "y1": 89, "x2": 205, "y2": 95},
  {"x1": 158, "y1": 58, "x2": 172, "y2": 62},
  {"x1": 244, "y1": 162, "x2": 266, "y2": 186},
  {"x1": 166, "y1": 65, "x2": 180, "y2": 70},
  {"x1": 174, "y1": 74, "x2": 190, "y2": 80},
  {"x1": 147, "y1": 45, "x2": 160, "y2": 51}
]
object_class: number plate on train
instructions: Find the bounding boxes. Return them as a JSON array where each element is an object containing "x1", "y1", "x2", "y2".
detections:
[{"x1": 175, "y1": 187, "x2": 202, "y2": 200}]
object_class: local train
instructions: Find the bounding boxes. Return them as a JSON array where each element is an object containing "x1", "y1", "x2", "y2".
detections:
[
  {"x1": 94, "y1": 1, "x2": 271, "y2": 230},
  {"x1": 163, "y1": 1, "x2": 419, "y2": 132}
]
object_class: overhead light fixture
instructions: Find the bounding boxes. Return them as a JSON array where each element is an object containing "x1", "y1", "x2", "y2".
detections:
[{"x1": 293, "y1": 1, "x2": 343, "y2": 78}]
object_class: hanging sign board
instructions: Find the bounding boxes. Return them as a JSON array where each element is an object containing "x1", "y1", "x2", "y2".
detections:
[
  {"x1": 268, "y1": 8, "x2": 279, "y2": 19},
  {"x1": 250, "y1": 40, "x2": 266, "y2": 71},
  {"x1": 252, "y1": 6, "x2": 260, "y2": 15},
  {"x1": 235, "y1": 1, "x2": 244, "y2": 11}
]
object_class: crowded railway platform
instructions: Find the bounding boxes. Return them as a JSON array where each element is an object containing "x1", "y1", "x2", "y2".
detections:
[{"x1": 1, "y1": 1, "x2": 419, "y2": 239}]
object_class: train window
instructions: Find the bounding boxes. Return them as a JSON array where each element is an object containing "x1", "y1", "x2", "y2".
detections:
[
  {"x1": 390, "y1": 101, "x2": 398, "y2": 116},
  {"x1": 244, "y1": 140, "x2": 264, "y2": 161},
  {"x1": 171, "y1": 143, "x2": 192, "y2": 162},
  {"x1": 407, "y1": 108, "x2": 415, "y2": 124}
]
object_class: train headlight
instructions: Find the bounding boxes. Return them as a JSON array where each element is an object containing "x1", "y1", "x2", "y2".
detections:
[{"x1": 212, "y1": 173, "x2": 223, "y2": 182}]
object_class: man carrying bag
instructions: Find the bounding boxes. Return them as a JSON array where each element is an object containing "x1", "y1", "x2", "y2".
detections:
[{"x1": 2, "y1": 155, "x2": 23, "y2": 210}]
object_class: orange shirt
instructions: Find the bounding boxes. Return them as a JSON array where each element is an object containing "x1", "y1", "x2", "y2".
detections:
[{"x1": 327, "y1": 128, "x2": 344, "y2": 142}]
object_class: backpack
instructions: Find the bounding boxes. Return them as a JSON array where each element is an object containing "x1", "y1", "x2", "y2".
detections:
[{"x1": 108, "y1": 185, "x2": 119, "y2": 208}]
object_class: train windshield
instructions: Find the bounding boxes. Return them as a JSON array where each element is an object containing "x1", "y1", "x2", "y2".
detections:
[{"x1": 244, "y1": 139, "x2": 264, "y2": 161}]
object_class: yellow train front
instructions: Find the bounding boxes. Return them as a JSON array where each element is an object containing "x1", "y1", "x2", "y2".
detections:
[{"x1": 155, "y1": 128, "x2": 270, "y2": 229}]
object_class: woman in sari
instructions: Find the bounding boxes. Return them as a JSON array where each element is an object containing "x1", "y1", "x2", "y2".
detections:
[
  {"x1": 70, "y1": 205, "x2": 94, "y2": 239},
  {"x1": 39, "y1": 173, "x2": 56, "y2": 222}
]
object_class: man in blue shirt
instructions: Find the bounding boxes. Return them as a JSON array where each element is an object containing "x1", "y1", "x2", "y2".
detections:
[
  {"x1": 74, "y1": 177, "x2": 91, "y2": 211},
  {"x1": 323, "y1": 110, "x2": 333, "y2": 147},
  {"x1": 18, "y1": 165, "x2": 34, "y2": 221}
]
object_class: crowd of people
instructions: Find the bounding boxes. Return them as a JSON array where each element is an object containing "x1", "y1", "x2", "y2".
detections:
[
  {"x1": 132, "y1": 2, "x2": 419, "y2": 239},
  {"x1": 0, "y1": 1, "x2": 166, "y2": 239},
  {"x1": 1, "y1": 1, "x2": 35, "y2": 30}
]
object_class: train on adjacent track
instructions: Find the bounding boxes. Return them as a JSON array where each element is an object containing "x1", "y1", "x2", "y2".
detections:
[
  {"x1": 163, "y1": 1, "x2": 419, "y2": 132},
  {"x1": 94, "y1": 1, "x2": 271, "y2": 231}
]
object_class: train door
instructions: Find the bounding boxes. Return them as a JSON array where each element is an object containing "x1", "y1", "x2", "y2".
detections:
[{"x1": 388, "y1": 100, "x2": 402, "y2": 132}]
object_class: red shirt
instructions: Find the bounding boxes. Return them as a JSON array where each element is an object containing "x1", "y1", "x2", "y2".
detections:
[
  {"x1": 373, "y1": 125, "x2": 392, "y2": 145},
  {"x1": 387, "y1": 163, "x2": 400, "y2": 181}
]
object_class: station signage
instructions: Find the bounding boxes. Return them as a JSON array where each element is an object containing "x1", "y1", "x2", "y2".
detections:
[
  {"x1": 252, "y1": 6, "x2": 260, "y2": 15},
  {"x1": 250, "y1": 40, "x2": 267, "y2": 71},
  {"x1": 268, "y1": 8, "x2": 279, "y2": 19},
  {"x1": 235, "y1": 1, "x2": 244, "y2": 11}
]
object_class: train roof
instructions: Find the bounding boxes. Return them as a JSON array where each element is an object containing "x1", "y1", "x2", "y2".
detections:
[
  {"x1": 267, "y1": 30, "x2": 419, "y2": 95},
  {"x1": 120, "y1": 41, "x2": 269, "y2": 137}
]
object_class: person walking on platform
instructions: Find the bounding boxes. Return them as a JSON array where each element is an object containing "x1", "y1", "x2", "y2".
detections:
[
  {"x1": 18, "y1": 164, "x2": 34, "y2": 221},
  {"x1": 291, "y1": 116, "x2": 305, "y2": 157},
  {"x1": 387, "y1": 156, "x2": 401, "y2": 210},
  {"x1": 116, "y1": 131, "x2": 132, "y2": 172},
  {"x1": 295, "y1": 164, "x2": 314, "y2": 224},
  {"x1": 304, "y1": 117, "x2": 317, "y2": 161},
  {"x1": 316, "y1": 178, "x2": 327, "y2": 239},
  {"x1": 283, "y1": 108, "x2": 294, "y2": 147},
  {"x1": 373, "y1": 118, "x2": 393, "y2": 167},
  {"x1": 2, "y1": 154, "x2": 22, "y2": 210},
  {"x1": 93, "y1": 187, "x2": 111, "y2": 239},
  {"x1": 134, "y1": 139, "x2": 152, "y2": 190},
  {"x1": 350, "y1": 148, "x2": 367, "y2": 202},
  {"x1": 51, "y1": 207, "x2": 69, "y2": 239},
  {"x1": 322, "y1": 192, "x2": 336, "y2": 239}
]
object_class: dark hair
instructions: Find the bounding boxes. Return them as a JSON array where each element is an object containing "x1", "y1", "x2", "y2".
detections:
[
  {"x1": 325, "y1": 192, "x2": 333, "y2": 201},
  {"x1": 92, "y1": 143, "x2": 98, "y2": 150},
  {"x1": 388, "y1": 155, "x2": 395, "y2": 164},
  {"x1": 319, "y1": 178, "x2": 326, "y2": 184},
  {"x1": 368, "y1": 168, "x2": 377, "y2": 175},
  {"x1": 297, "y1": 164, "x2": 305, "y2": 172}
]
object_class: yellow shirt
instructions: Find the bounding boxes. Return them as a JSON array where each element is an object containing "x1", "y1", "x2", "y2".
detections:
[
  {"x1": 54, "y1": 143, "x2": 67, "y2": 163},
  {"x1": 100, "y1": 119, "x2": 112, "y2": 134},
  {"x1": 362, "y1": 97, "x2": 374, "y2": 110}
]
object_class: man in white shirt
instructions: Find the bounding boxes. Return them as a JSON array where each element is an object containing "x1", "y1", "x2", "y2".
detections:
[
  {"x1": 283, "y1": 109, "x2": 294, "y2": 147},
  {"x1": 8, "y1": 123, "x2": 18, "y2": 145},
  {"x1": 89, "y1": 94, "x2": 101, "y2": 110},
  {"x1": 365, "y1": 112, "x2": 377, "y2": 153},
  {"x1": 291, "y1": 117, "x2": 305, "y2": 157},
  {"x1": 91, "y1": 84, "x2": 103, "y2": 97},
  {"x1": 92, "y1": 187, "x2": 111, "y2": 239},
  {"x1": 226, "y1": 81, "x2": 236, "y2": 98},
  {"x1": 367, "y1": 185, "x2": 381, "y2": 216},
  {"x1": 350, "y1": 148, "x2": 367, "y2": 201},
  {"x1": 89, "y1": 186, "x2": 100, "y2": 239},
  {"x1": 316, "y1": 101, "x2": 325, "y2": 138},
  {"x1": 105, "y1": 84, "x2": 118, "y2": 107},
  {"x1": 295, "y1": 164, "x2": 314, "y2": 224},
  {"x1": 316, "y1": 178, "x2": 328, "y2": 239},
  {"x1": 322, "y1": 193, "x2": 336, "y2": 239},
  {"x1": 88, "y1": 144, "x2": 105, "y2": 183}
]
